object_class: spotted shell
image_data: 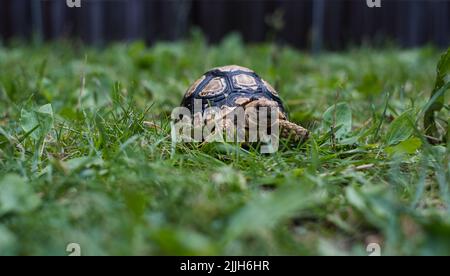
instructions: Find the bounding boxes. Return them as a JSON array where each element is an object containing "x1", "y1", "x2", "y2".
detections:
[{"x1": 181, "y1": 65, "x2": 284, "y2": 114}]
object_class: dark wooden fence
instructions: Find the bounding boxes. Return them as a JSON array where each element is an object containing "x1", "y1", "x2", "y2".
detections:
[{"x1": 0, "y1": 0, "x2": 449, "y2": 50}]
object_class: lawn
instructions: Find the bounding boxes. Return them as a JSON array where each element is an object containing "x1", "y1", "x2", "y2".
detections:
[{"x1": 0, "y1": 33, "x2": 449, "y2": 256}]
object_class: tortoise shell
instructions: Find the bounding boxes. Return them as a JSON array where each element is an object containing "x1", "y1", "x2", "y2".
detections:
[{"x1": 181, "y1": 65, "x2": 285, "y2": 116}]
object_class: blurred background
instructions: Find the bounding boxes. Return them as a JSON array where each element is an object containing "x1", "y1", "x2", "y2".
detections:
[{"x1": 0, "y1": 0, "x2": 449, "y2": 51}]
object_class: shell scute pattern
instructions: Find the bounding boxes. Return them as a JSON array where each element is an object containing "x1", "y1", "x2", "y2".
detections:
[
  {"x1": 262, "y1": 79, "x2": 279, "y2": 96},
  {"x1": 232, "y1": 74, "x2": 259, "y2": 91},
  {"x1": 185, "y1": 75, "x2": 205, "y2": 98},
  {"x1": 181, "y1": 65, "x2": 284, "y2": 114},
  {"x1": 199, "y1": 77, "x2": 227, "y2": 97}
]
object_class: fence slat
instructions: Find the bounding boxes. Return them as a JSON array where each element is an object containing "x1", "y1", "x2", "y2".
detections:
[{"x1": 0, "y1": 0, "x2": 449, "y2": 49}]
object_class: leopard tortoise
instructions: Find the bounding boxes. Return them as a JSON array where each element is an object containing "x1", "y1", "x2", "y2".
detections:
[{"x1": 180, "y1": 65, "x2": 309, "y2": 142}]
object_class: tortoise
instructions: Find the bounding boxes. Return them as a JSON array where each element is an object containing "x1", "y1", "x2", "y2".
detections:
[{"x1": 180, "y1": 65, "x2": 309, "y2": 143}]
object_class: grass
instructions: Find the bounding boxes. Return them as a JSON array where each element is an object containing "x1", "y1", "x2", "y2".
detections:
[{"x1": 0, "y1": 33, "x2": 449, "y2": 256}]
